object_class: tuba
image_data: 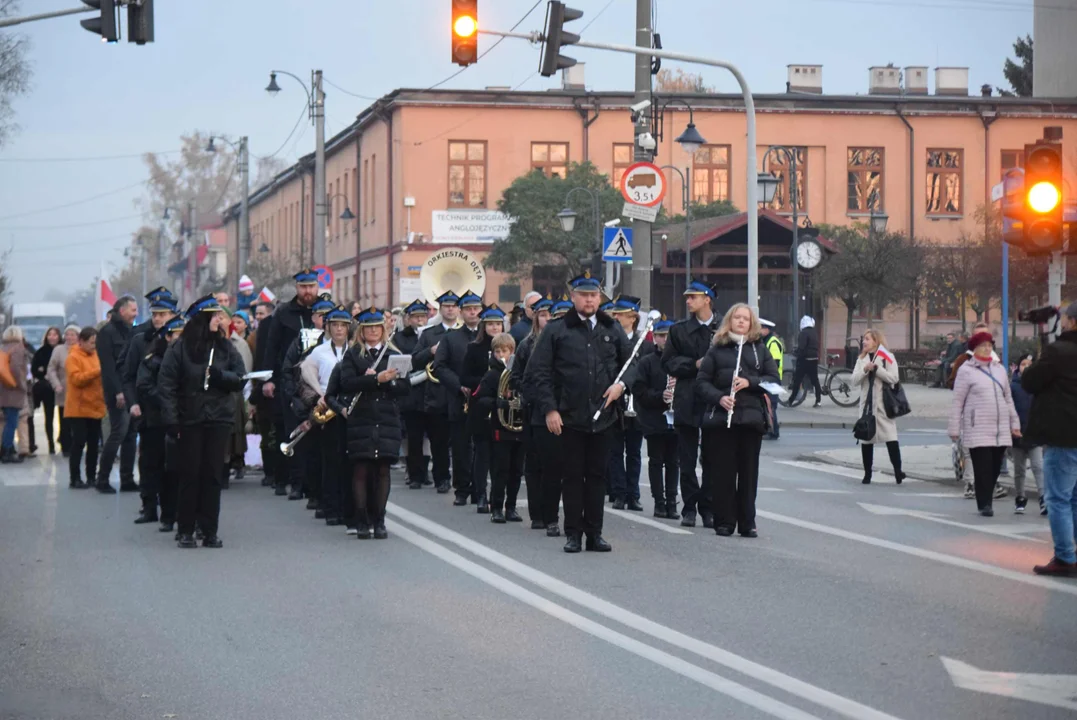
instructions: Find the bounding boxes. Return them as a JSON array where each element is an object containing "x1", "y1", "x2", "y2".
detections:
[
  {"x1": 420, "y1": 247, "x2": 487, "y2": 309},
  {"x1": 496, "y1": 357, "x2": 524, "y2": 432}
]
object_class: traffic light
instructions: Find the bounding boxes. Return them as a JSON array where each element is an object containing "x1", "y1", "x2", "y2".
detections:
[
  {"x1": 1023, "y1": 140, "x2": 1064, "y2": 254},
  {"x1": 540, "y1": 2, "x2": 583, "y2": 77},
  {"x1": 80, "y1": 0, "x2": 118, "y2": 43},
  {"x1": 451, "y1": 0, "x2": 478, "y2": 67},
  {"x1": 128, "y1": 0, "x2": 154, "y2": 45}
]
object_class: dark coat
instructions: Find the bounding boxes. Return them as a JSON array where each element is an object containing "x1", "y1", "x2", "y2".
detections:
[
  {"x1": 262, "y1": 297, "x2": 314, "y2": 385},
  {"x1": 158, "y1": 336, "x2": 246, "y2": 427},
  {"x1": 795, "y1": 326, "x2": 820, "y2": 362},
  {"x1": 339, "y1": 344, "x2": 410, "y2": 461},
  {"x1": 413, "y1": 323, "x2": 451, "y2": 414},
  {"x1": 509, "y1": 317, "x2": 532, "y2": 345},
  {"x1": 523, "y1": 311, "x2": 635, "y2": 434},
  {"x1": 631, "y1": 346, "x2": 675, "y2": 437},
  {"x1": 433, "y1": 324, "x2": 479, "y2": 421},
  {"x1": 511, "y1": 332, "x2": 545, "y2": 427},
  {"x1": 280, "y1": 331, "x2": 323, "y2": 419},
  {"x1": 121, "y1": 329, "x2": 152, "y2": 407},
  {"x1": 1010, "y1": 371, "x2": 1036, "y2": 448},
  {"x1": 1020, "y1": 330, "x2": 1077, "y2": 448},
  {"x1": 135, "y1": 342, "x2": 167, "y2": 428},
  {"x1": 31, "y1": 343, "x2": 56, "y2": 407},
  {"x1": 695, "y1": 337, "x2": 780, "y2": 433},
  {"x1": 473, "y1": 356, "x2": 522, "y2": 442},
  {"x1": 96, "y1": 315, "x2": 132, "y2": 408},
  {"x1": 251, "y1": 314, "x2": 275, "y2": 407},
  {"x1": 660, "y1": 314, "x2": 718, "y2": 428},
  {"x1": 393, "y1": 325, "x2": 423, "y2": 413}
]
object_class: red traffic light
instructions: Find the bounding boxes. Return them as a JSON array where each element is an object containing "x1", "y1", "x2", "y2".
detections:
[{"x1": 451, "y1": 0, "x2": 478, "y2": 67}]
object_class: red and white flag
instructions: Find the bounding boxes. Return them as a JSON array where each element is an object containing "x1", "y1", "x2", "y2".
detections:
[
  {"x1": 96, "y1": 263, "x2": 116, "y2": 322},
  {"x1": 875, "y1": 345, "x2": 896, "y2": 366},
  {"x1": 258, "y1": 286, "x2": 276, "y2": 304}
]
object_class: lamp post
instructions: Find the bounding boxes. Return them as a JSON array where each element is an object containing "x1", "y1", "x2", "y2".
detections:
[
  {"x1": 266, "y1": 69, "x2": 326, "y2": 266},
  {"x1": 659, "y1": 165, "x2": 692, "y2": 299},
  {"x1": 327, "y1": 192, "x2": 357, "y2": 222},
  {"x1": 869, "y1": 207, "x2": 890, "y2": 235},
  {"x1": 759, "y1": 146, "x2": 803, "y2": 329},
  {"x1": 206, "y1": 135, "x2": 250, "y2": 284},
  {"x1": 557, "y1": 186, "x2": 610, "y2": 295}
]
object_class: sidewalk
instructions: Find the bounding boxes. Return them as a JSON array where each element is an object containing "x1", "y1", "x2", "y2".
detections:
[{"x1": 780, "y1": 383, "x2": 953, "y2": 429}]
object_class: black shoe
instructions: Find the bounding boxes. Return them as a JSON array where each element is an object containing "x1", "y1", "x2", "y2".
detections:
[
  {"x1": 739, "y1": 528, "x2": 758, "y2": 538},
  {"x1": 325, "y1": 516, "x2": 343, "y2": 526},
  {"x1": 356, "y1": 522, "x2": 372, "y2": 540},
  {"x1": 69, "y1": 479, "x2": 87, "y2": 489},
  {"x1": 314, "y1": 509, "x2": 327, "y2": 519},
  {"x1": 546, "y1": 524, "x2": 561, "y2": 538},
  {"x1": 133, "y1": 510, "x2": 158, "y2": 525},
  {"x1": 563, "y1": 534, "x2": 582, "y2": 553},
  {"x1": 715, "y1": 526, "x2": 734, "y2": 537},
  {"x1": 701, "y1": 512, "x2": 715, "y2": 529},
  {"x1": 585, "y1": 534, "x2": 612, "y2": 552},
  {"x1": 436, "y1": 483, "x2": 450, "y2": 494},
  {"x1": 234, "y1": 467, "x2": 245, "y2": 481},
  {"x1": 680, "y1": 509, "x2": 697, "y2": 527},
  {"x1": 95, "y1": 483, "x2": 117, "y2": 494},
  {"x1": 174, "y1": 531, "x2": 182, "y2": 541},
  {"x1": 531, "y1": 519, "x2": 547, "y2": 530},
  {"x1": 491, "y1": 509, "x2": 506, "y2": 524},
  {"x1": 653, "y1": 504, "x2": 669, "y2": 519},
  {"x1": 626, "y1": 498, "x2": 644, "y2": 512},
  {"x1": 862, "y1": 474, "x2": 872, "y2": 485},
  {"x1": 261, "y1": 474, "x2": 272, "y2": 487},
  {"x1": 1041, "y1": 497, "x2": 1048, "y2": 516},
  {"x1": 453, "y1": 495, "x2": 468, "y2": 506},
  {"x1": 980, "y1": 507, "x2": 994, "y2": 517},
  {"x1": 666, "y1": 502, "x2": 680, "y2": 520},
  {"x1": 476, "y1": 498, "x2": 490, "y2": 514},
  {"x1": 422, "y1": 478, "x2": 434, "y2": 486},
  {"x1": 119, "y1": 481, "x2": 138, "y2": 493},
  {"x1": 194, "y1": 528, "x2": 204, "y2": 541},
  {"x1": 159, "y1": 521, "x2": 174, "y2": 533},
  {"x1": 288, "y1": 489, "x2": 303, "y2": 501},
  {"x1": 894, "y1": 472, "x2": 906, "y2": 485},
  {"x1": 408, "y1": 480, "x2": 423, "y2": 489},
  {"x1": 306, "y1": 498, "x2": 318, "y2": 510},
  {"x1": 373, "y1": 524, "x2": 388, "y2": 540},
  {"x1": 274, "y1": 485, "x2": 288, "y2": 496},
  {"x1": 612, "y1": 496, "x2": 626, "y2": 510},
  {"x1": 813, "y1": 401, "x2": 822, "y2": 408},
  {"x1": 177, "y1": 534, "x2": 198, "y2": 549},
  {"x1": 202, "y1": 535, "x2": 223, "y2": 548},
  {"x1": 505, "y1": 508, "x2": 523, "y2": 522}
]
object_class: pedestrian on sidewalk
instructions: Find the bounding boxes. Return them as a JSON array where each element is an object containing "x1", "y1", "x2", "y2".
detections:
[
  {"x1": 760, "y1": 319, "x2": 783, "y2": 440},
  {"x1": 851, "y1": 329, "x2": 906, "y2": 485},
  {"x1": 789, "y1": 316, "x2": 822, "y2": 408},
  {"x1": 0, "y1": 325, "x2": 29, "y2": 464},
  {"x1": 1010, "y1": 355, "x2": 1044, "y2": 515},
  {"x1": 46, "y1": 325, "x2": 80, "y2": 457},
  {"x1": 948, "y1": 331, "x2": 1020, "y2": 517},
  {"x1": 31, "y1": 327, "x2": 62, "y2": 455},
  {"x1": 64, "y1": 327, "x2": 106, "y2": 487},
  {"x1": 1023, "y1": 302, "x2": 1077, "y2": 577}
]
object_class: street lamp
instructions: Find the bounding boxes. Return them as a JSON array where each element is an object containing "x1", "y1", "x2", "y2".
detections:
[
  {"x1": 558, "y1": 187, "x2": 613, "y2": 295},
  {"x1": 760, "y1": 146, "x2": 804, "y2": 332},
  {"x1": 556, "y1": 207, "x2": 578, "y2": 233},
  {"x1": 327, "y1": 192, "x2": 356, "y2": 222},
  {"x1": 757, "y1": 172, "x2": 780, "y2": 205},
  {"x1": 654, "y1": 98, "x2": 708, "y2": 155},
  {"x1": 205, "y1": 134, "x2": 251, "y2": 284},
  {"x1": 870, "y1": 209, "x2": 889, "y2": 235},
  {"x1": 659, "y1": 165, "x2": 693, "y2": 299}
]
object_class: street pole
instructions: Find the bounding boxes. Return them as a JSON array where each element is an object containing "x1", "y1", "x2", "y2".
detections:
[
  {"x1": 1001, "y1": 243, "x2": 1009, "y2": 368},
  {"x1": 1049, "y1": 251, "x2": 1065, "y2": 339},
  {"x1": 313, "y1": 70, "x2": 327, "y2": 267},
  {"x1": 627, "y1": 0, "x2": 654, "y2": 310},
  {"x1": 238, "y1": 136, "x2": 250, "y2": 283},
  {"x1": 0, "y1": 6, "x2": 92, "y2": 29},
  {"x1": 790, "y1": 151, "x2": 799, "y2": 328},
  {"x1": 139, "y1": 239, "x2": 147, "y2": 318}
]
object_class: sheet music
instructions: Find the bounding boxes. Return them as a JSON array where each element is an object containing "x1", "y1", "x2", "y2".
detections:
[{"x1": 387, "y1": 354, "x2": 412, "y2": 377}]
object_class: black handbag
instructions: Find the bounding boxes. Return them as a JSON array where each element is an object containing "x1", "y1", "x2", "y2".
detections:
[
  {"x1": 882, "y1": 381, "x2": 911, "y2": 419},
  {"x1": 853, "y1": 371, "x2": 877, "y2": 442}
]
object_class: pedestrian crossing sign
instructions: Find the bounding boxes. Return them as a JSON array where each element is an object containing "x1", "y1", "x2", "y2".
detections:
[{"x1": 603, "y1": 227, "x2": 633, "y2": 262}]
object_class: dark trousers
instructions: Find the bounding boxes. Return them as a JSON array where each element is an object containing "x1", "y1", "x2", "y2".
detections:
[
  {"x1": 320, "y1": 418, "x2": 347, "y2": 520},
  {"x1": 177, "y1": 425, "x2": 229, "y2": 537},
  {"x1": 404, "y1": 410, "x2": 429, "y2": 483},
  {"x1": 255, "y1": 403, "x2": 278, "y2": 484},
  {"x1": 535, "y1": 424, "x2": 563, "y2": 526},
  {"x1": 704, "y1": 425, "x2": 762, "y2": 533},
  {"x1": 790, "y1": 358, "x2": 822, "y2": 404},
  {"x1": 97, "y1": 404, "x2": 137, "y2": 487},
  {"x1": 40, "y1": 398, "x2": 56, "y2": 452},
  {"x1": 608, "y1": 419, "x2": 644, "y2": 500},
  {"x1": 676, "y1": 424, "x2": 710, "y2": 515},
  {"x1": 451, "y1": 419, "x2": 474, "y2": 499},
  {"x1": 969, "y1": 446, "x2": 1006, "y2": 510},
  {"x1": 26, "y1": 407, "x2": 35, "y2": 451},
  {"x1": 490, "y1": 438, "x2": 524, "y2": 511},
  {"x1": 471, "y1": 436, "x2": 490, "y2": 501},
  {"x1": 425, "y1": 412, "x2": 451, "y2": 487},
  {"x1": 646, "y1": 431, "x2": 679, "y2": 503},
  {"x1": 273, "y1": 395, "x2": 291, "y2": 491},
  {"x1": 68, "y1": 417, "x2": 101, "y2": 484},
  {"x1": 560, "y1": 427, "x2": 612, "y2": 537},
  {"x1": 139, "y1": 426, "x2": 165, "y2": 512},
  {"x1": 58, "y1": 405, "x2": 70, "y2": 454},
  {"x1": 161, "y1": 435, "x2": 180, "y2": 523}
]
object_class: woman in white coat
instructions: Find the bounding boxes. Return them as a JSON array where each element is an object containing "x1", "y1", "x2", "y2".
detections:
[{"x1": 851, "y1": 329, "x2": 906, "y2": 485}]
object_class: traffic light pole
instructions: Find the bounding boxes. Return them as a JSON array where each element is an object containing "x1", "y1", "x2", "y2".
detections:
[
  {"x1": 480, "y1": 28, "x2": 760, "y2": 312},
  {"x1": 0, "y1": 6, "x2": 92, "y2": 29}
]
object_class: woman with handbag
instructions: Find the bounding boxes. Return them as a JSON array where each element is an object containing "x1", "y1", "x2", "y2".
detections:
[
  {"x1": 948, "y1": 331, "x2": 1021, "y2": 517},
  {"x1": 31, "y1": 327, "x2": 62, "y2": 455},
  {"x1": 695, "y1": 303, "x2": 779, "y2": 538},
  {"x1": 851, "y1": 329, "x2": 907, "y2": 485}
]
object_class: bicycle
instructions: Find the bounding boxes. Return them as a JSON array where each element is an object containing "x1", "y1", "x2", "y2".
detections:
[{"x1": 780, "y1": 353, "x2": 861, "y2": 409}]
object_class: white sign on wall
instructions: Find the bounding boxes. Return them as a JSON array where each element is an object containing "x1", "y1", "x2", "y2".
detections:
[
  {"x1": 399, "y1": 277, "x2": 424, "y2": 304},
  {"x1": 432, "y1": 210, "x2": 512, "y2": 244}
]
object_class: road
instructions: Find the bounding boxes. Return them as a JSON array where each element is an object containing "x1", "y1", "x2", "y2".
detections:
[{"x1": 1, "y1": 427, "x2": 1074, "y2": 720}]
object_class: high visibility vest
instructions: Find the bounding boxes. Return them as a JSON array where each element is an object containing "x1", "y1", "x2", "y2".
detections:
[{"x1": 766, "y1": 335, "x2": 784, "y2": 378}]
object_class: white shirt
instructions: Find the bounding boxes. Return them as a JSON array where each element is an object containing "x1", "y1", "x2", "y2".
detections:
[
  {"x1": 577, "y1": 312, "x2": 597, "y2": 329},
  {"x1": 308, "y1": 341, "x2": 348, "y2": 394}
]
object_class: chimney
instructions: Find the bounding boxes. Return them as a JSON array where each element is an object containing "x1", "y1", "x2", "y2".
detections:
[
  {"x1": 562, "y1": 63, "x2": 585, "y2": 91},
  {"x1": 786, "y1": 64, "x2": 822, "y2": 94},
  {"x1": 980, "y1": 83, "x2": 992, "y2": 97},
  {"x1": 934, "y1": 67, "x2": 969, "y2": 96},
  {"x1": 904, "y1": 66, "x2": 928, "y2": 95},
  {"x1": 868, "y1": 65, "x2": 902, "y2": 95}
]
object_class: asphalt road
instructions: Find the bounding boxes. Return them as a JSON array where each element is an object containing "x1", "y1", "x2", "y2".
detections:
[{"x1": 2, "y1": 427, "x2": 1075, "y2": 720}]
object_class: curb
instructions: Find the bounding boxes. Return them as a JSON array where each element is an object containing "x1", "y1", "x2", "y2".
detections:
[
  {"x1": 782, "y1": 420, "x2": 852, "y2": 430},
  {"x1": 794, "y1": 452, "x2": 1025, "y2": 493}
]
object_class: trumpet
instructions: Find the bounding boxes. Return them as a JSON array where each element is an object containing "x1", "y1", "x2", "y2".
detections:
[
  {"x1": 280, "y1": 420, "x2": 312, "y2": 457},
  {"x1": 203, "y1": 347, "x2": 215, "y2": 391}
]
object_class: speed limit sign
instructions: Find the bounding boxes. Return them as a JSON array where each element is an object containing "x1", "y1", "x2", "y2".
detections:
[{"x1": 620, "y1": 161, "x2": 667, "y2": 207}]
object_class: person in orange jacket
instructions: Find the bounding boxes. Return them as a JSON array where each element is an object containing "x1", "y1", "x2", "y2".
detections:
[{"x1": 65, "y1": 327, "x2": 107, "y2": 489}]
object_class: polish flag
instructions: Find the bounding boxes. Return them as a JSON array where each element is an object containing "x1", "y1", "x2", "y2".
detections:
[
  {"x1": 875, "y1": 345, "x2": 896, "y2": 366},
  {"x1": 97, "y1": 268, "x2": 117, "y2": 322},
  {"x1": 257, "y1": 286, "x2": 276, "y2": 304}
]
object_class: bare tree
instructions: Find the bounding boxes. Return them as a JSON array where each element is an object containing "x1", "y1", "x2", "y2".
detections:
[
  {"x1": 655, "y1": 69, "x2": 712, "y2": 94},
  {"x1": 0, "y1": 1, "x2": 32, "y2": 149},
  {"x1": 243, "y1": 247, "x2": 306, "y2": 306}
]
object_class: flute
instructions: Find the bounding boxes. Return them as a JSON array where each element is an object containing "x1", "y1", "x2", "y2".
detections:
[
  {"x1": 593, "y1": 310, "x2": 661, "y2": 422},
  {"x1": 345, "y1": 332, "x2": 396, "y2": 416},
  {"x1": 727, "y1": 336, "x2": 745, "y2": 429},
  {"x1": 203, "y1": 347, "x2": 215, "y2": 391}
]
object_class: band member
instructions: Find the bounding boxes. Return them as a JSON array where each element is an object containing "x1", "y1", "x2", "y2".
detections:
[
  {"x1": 411, "y1": 291, "x2": 459, "y2": 493},
  {"x1": 259, "y1": 270, "x2": 318, "y2": 496},
  {"x1": 434, "y1": 289, "x2": 483, "y2": 506},
  {"x1": 607, "y1": 295, "x2": 649, "y2": 511},
  {"x1": 394, "y1": 299, "x2": 430, "y2": 490},
  {"x1": 695, "y1": 303, "x2": 778, "y2": 538},
  {"x1": 662, "y1": 280, "x2": 719, "y2": 528},
  {"x1": 550, "y1": 295, "x2": 571, "y2": 320},
  {"x1": 339, "y1": 308, "x2": 409, "y2": 539},
  {"x1": 461, "y1": 303, "x2": 508, "y2": 513},
  {"x1": 473, "y1": 332, "x2": 524, "y2": 523},
  {"x1": 308, "y1": 305, "x2": 352, "y2": 525},
  {"x1": 525, "y1": 271, "x2": 635, "y2": 554},
  {"x1": 510, "y1": 296, "x2": 554, "y2": 530},
  {"x1": 159, "y1": 296, "x2": 247, "y2": 549},
  {"x1": 135, "y1": 316, "x2": 185, "y2": 532},
  {"x1": 631, "y1": 316, "x2": 680, "y2": 519}
]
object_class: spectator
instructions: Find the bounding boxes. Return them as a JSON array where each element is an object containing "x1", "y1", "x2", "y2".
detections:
[
  {"x1": 0, "y1": 325, "x2": 29, "y2": 463},
  {"x1": 852, "y1": 329, "x2": 906, "y2": 485},
  {"x1": 1024, "y1": 302, "x2": 1077, "y2": 577},
  {"x1": 937, "y1": 332, "x2": 964, "y2": 387},
  {"x1": 65, "y1": 327, "x2": 106, "y2": 488},
  {"x1": 31, "y1": 327, "x2": 62, "y2": 455},
  {"x1": 95, "y1": 295, "x2": 139, "y2": 493},
  {"x1": 1010, "y1": 354, "x2": 1044, "y2": 515},
  {"x1": 46, "y1": 325, "x2": 81, "y2": 457},
  {"x1": 510, "y1": 291, "x2": 543, "y2": 345},
  {"x1": 789, "y1": 315, "x2": 821, "y2": 408}
]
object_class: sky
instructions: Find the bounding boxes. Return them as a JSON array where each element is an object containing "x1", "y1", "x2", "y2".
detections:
[{"x1": 0, "y1": 0, "x2": 1034, "y2": 302}]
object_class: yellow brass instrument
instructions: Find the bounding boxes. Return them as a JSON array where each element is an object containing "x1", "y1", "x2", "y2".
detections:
[
  {"x1": 312, "y1": 403, "x2": 336, "y2": 424},
  {"x1": 424, "y1": 361, "x2": 440, "y2": 384},
  {"x1": 496, "y1": 361, "x2": 524, "y2": 432}
]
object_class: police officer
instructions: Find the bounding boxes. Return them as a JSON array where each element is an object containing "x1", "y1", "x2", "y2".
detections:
[
  {"x1": 411, "y1": 291, "x2": 460, "y2": 493},
  {"x1": 607, "y1": 295, "x2": 649, "y2": 511},
  {"x1": 510, "y1": 296, "x2": 553, "y2": 530},
  {"x1": 760, "y1": 318, "x2": 784, "y2": 440},
  {"x1": 394, "y1": 299, "x2": 430, "y2": 489},
  {"x1": 434, "y1": 289, "x2": 483, "y2": 505},
  {"x1": 525, "y1": 271, "x2": 635, "y2": 554}
]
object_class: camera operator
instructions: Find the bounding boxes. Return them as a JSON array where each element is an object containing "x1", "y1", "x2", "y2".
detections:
[{"x1": 1022, "y1": 302, "x2": 1077, "y2": 577}]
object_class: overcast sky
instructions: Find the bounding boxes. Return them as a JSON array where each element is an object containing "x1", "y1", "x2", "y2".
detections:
[{"x1": 0, "y1": 0, "x2": 1032, "y2": 302}]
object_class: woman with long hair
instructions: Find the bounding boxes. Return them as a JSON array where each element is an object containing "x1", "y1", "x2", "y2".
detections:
[
  {"x1": 461, "y1": 305, "x2": 508, "y2": 513},
  {"x1": 46, "y1": 325, "x2": 80, "y2": 456},
  {"x1": 339, "y1": 308, "x2": 409, "y2": 539},
  {"x1": 159, "y1": 296, "x2": 247, "y2": 548},
  {"x1": 695, "y1": 303, "x2": 779, "y2": 537},
  {"x1": 851, "y1": 329, "x2": 906, "y2": 485},
  {"x1": 30, "y1": 327, "x2": 62, "y2": 455}
]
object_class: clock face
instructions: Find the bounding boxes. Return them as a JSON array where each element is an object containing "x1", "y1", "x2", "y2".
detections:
[{"x1": 797, "y1": 240, "x2": 822, "y2": 270}]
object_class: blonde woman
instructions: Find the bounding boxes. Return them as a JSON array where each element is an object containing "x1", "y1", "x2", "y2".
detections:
[
  {"x1": 851, "y1": 329, "x2": 906, "y2": 485},
  {"x1": 695, "y1": 303, "x2": 779, "y2": 537}
]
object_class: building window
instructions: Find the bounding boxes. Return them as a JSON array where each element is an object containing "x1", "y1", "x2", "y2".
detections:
[
  {"x1": 363, "y1": 159, "x2": 369, "y2": 224},
  {"x1": 532, "y1": 265, "x2": 567, "y2": 299},
  {"x1": 847, "y1": 147, "x2": 884, "y2": 213},
  {"x1": 691, "y1": 145, "x2": 731, "y2": 204},
  {"x1": 448, "y1": 141, "x2": 486, "y2": 208},
  {"x1": 370, "y1": 154, "x2": 376, "y2": 223},
  {"x1": 612, "y1": 143, "x2": 634, "y2": 188},
  {"x1": 531, "y1": 142, "x2": 569, "y2": 179},
  {"x1": 926, "y1": 148, "x2": 963, "y2": 216},
  {"x1": 764, "y1": 147, "x2": 806, "y2": 213},
  {"x1": 1001, "y1": 149, "x2": 1024, "y2": 171}
]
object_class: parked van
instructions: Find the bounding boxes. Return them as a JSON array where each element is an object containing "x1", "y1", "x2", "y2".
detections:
[{"x1": 12, "y1": 302, "x2": 67, "y2": 349}]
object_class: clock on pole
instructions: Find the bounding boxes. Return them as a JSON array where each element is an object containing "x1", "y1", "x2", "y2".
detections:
[{"x1": 796, "y1": 239, "x2": 822, "y2": 270}]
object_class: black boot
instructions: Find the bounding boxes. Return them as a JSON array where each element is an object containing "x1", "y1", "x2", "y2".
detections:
[
  {"x1": 355, "y1": 511, "x2": 372, "y2": 539},
  {"x1": 861, "y1": 443, "x2": 874, "y2": 484},
  {"x1": 653, "y1": 501, "x2": 669, "y2": 519},
  {"x1": 373, "y1": 518, "x2": 388, "y2": 540},
  {"x1": 176, "y1": 534, "x2": 198, "y2": 549},
  {"x1": 133, "y1": 507, "x2": 158, "y2": 524},
  {"x1": 288, "y1": 487, "x2": 304, "y2": 501},
  {"x1": 476, "y1": 496, "x2": 490, "y2": 514},
  {"x1": 887, "y1": 441, "x2": 906, "y2": 484},
  {"x1": 666, "y1": 501, "x2": 680, "y2": 520},
  {"x1": 563, "y1": 534, "x2": 582, "y2": 553},
  {"x1": 626, "y1": 497, "x2": 644, "y2": 512},
  {"x1": 505, "y1": 508, "x2": 523, "y2": 522},
  {"x1": 701, "y1": 511, "x2": 715, "y2": 529},
  {"x1": 612, "y1": 496, "x2": 625, "y2": 510},
  {"x1": 490, "y1": 509, "x2": 506, "y2": 523},
  {"x1": 585, "y1": 534, "x2": 612, "y2": 552}
]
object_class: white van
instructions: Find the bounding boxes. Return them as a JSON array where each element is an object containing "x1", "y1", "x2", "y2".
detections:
[{"x1": 12, "y1": 302, "x2": 67, "y2": 349}]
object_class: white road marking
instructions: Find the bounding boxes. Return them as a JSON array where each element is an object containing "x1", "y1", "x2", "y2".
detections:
[
  {"x1": 774, "y1": 460, "x2": 922, "y2": 483},
  {"x1": 858, "y1": 502, "x2": 1047, "y2": 543},
  {"x1": 942, "y1": 657, "x2": 1077, "y2": 712},
  {"x1": 388, "y1": 503, "x2": 908, "y2": 720},
  {"x1": 516, "y1": 501, "x2": 692, "y2": 535},
  {"x1": 800, "y1": 489, "x2": 852, "y2": 495},
  {"x1": 759, "y1": 487, "x2": 786, "y2": 492},
  {"x1": 898, "y1": 492, "x2": 964, "y2": 498},
  {"x1": 756, "y1": 510, "x2": 1077, "y2": 597},
  {"x1": 387, "y1": 518, "x2": 824, "y2": 720}
]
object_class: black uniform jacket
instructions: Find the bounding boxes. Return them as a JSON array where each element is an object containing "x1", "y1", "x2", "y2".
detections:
[
  {"x1": 121, "y1": 327, "x2": 153, "y2": 407},
  {"x1": 393, "y1": 325, "x2": 423, "y2": 413},
  {"x1": 661, "y1": 314, "x2": 718, "y2": 428},
  {"x1": 510, "y1": 332, "x2": 545, "y2": 428},
  {"x1": 695, "y1": 337, "x2": 779, "y2": 433},
  {"x1": 280, "y1": 332, "x2": 323, "y2": 419},
  {"x1": 251, "y1": 315, "x2": 275, "y2": 409},
  {"x1": 472, "y1": 356, "x2": 522, "y2": 441},
  {"x1": 523, "y1": 310, "x2": 635, "y2": 435},
  {"x1": 339, "y1": 344, "x2": 410, "y2": 462},
  {"x1": 158, "y1": 336, "x2": 246, "y2": 427},
  {"x1": 135, "y1": 343, "x2": 167, "y2": 428},
  {"x1": 433, "y1": 324, "x2": 479, "y2": 422},
  {"x1": 262, "y1": 297, "x2": 313, "y2": 385},
  {"x1": 631, "y1": 346, "x2": 675, "y2": 437},
  {"x1": 1021, "y1": 330, "x2": 1077, "y2": 448},
  {"x1": 96, "y1": 315, "x2": 133, "y2": 408},
  {"x1": 412, "y1": 323, "x2": 452, "y2": 415}
]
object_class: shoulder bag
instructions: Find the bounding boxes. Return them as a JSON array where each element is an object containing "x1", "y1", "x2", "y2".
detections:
[
  {"x1": 853, "y1": 370, "x2": 877, "y2": 441},
  {"x1": 882, "y1": 381, "x2": 911, "y2": 419}
]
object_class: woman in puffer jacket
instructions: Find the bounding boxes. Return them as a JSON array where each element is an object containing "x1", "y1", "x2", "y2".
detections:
[{"x1": 948, "y1": 331, "x2": 1021, "y2": 517}]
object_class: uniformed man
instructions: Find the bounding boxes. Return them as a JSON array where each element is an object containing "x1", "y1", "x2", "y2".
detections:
[
  {"x1": 661, "y1": 280, "x2": 719, "y2": 529},
  {"x1": 394, "y1": 299, "x2": 430, "y2": 490},
  {"x1": 434, "y1": 289, "x2": 483, "y2": 506},
  {"x1": 525, "y1": 271, "x2": 635, "y2": 553},
  {"x1": 410, "y1": 291, "x2": 460, "y2": 493},
  {"x1": 760, "y1": 318, "x2": 784, "y2": 440},
  {"x1": 250, "y1": 301, "x2": 278, "y2": 487},
  {"x1": 550, "y1": 295, "x2": 571, "y2": 320},
  {"x1": 511, "y1": 295, "x2": 554, "y2": 530},
  {"x1": 606, "y1": 295, "x2": 650, "y2": 511}
]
